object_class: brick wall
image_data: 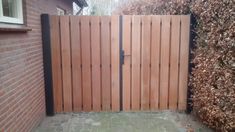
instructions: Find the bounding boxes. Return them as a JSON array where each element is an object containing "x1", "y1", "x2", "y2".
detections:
[{"x1": 0, "y1": 0, "x2": 73, "y2": 131}]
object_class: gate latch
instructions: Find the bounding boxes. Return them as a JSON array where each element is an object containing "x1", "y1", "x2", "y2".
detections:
[{"x1": 121, "y1": 50, "x2": 125, "y2": 65}]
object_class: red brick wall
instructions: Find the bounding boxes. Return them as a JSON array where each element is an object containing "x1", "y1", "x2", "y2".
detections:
[{"x1": 0, "y1": 0, "x2": 73, "y2": 131}]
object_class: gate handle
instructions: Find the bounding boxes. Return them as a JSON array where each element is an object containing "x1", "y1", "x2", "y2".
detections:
[{"x1": 121, "y1": 50, "x2": 125, "y2": 65}]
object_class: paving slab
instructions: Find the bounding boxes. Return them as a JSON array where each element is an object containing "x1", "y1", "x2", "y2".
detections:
[{"x1": 35, "y1": 111, "x2": 212, "y2": 132}]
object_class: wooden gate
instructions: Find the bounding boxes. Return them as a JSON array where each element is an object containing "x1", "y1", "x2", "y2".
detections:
[
  {"x1": 122, "y1": 15, "x2": 190, "y2": 111},
  {"x1": 42, "y1": 15, "x2": 190, "y2": 113}
]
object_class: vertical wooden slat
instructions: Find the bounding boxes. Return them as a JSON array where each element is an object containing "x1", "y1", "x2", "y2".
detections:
[
  {"x1": 80, "y1": 16, "x2": 92, "y2": 111},
  {"x1": 169, "y1": 16, "x2": 180, "y2": 110},
  {"x1": 50, "y1": 15, "x2": 190, "y2": 112},
  {"x1": 131, "y1": 16, "x2": 141, "y2": 110},
  {"x1": 178, "y1": 15, "x2": 190, "y2": 110},
  {"x1": 101, "y1": 16, "x2": 111, "y2": 111},
  {"x1": 111, "y1": 16, "x2": 120, "y2": 111},
  {"x1": 122, "y1": 15, "x2": 131, "y2": 111},
  {"x1": 159, "y1": 16, "x2": 171, "y2": 110},
  {"x1": 50, "y1": 16, "x2": 63, "y2": 113},
  {"x1": 90, "y1": 16, "x2": 101, "y2": 112},
  {"x1": 70, "y1": 16, "x2": 82, "y2": 112},
  {"x1": 60, "y1": 16, "x2": 72, "y2": 112},
  {"x1": 150, "y1": 15, "x2": 161, "y2": 110},
  {"x1": 141, "y1": 16, "x2": 151, "y2": 110}
]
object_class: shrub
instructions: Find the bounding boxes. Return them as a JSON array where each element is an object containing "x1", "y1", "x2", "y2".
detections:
[{"x1": 114, "y1": 0, "x2": 235, "y2": 131}]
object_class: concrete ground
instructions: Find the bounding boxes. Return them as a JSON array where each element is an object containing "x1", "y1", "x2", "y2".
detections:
[{"x1": 35, "y1": 111, "x2": 212, "y2": 132}]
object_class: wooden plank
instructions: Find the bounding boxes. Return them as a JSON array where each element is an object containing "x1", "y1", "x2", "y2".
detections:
[
  {"x1": 159, "y1": 16, "x2": 171, "y2": 110},
  {"x1": 80, "y1": 16, "x2": 92, "y2": 111},
  {"x1": 122, "y1": 15, "x2": 131, "y2": 111},
  {"x1": 131, "y1": 16, "x2": 141, "y2": 111},
  {"x1": 60, "y1": 16, "x2": 72, "y2": 112},
  {"x1": 169, "y1": 16, "x2": 180, "y2": 110},
  {"x1": 141, "y1": 16, "x2": 151, "y2": 110},
  {"x1": 150, "y1": 15, "x2": 161, "y2": 110},
  {"x1": 90, "y1": 16, "x2": 101, "y2": 112},
  {"x1": 178, "y1": 15, "x2": 190, "y2": 110},
  {"x1": 70, "y1": 16, "x2": 82, "y2": 112},
  {"x1": 101, "y1": 16, "x2": 111, "y2": 111},
  {"x1": 111, "y1": 16, "x2": 120, "y2": 111},
  {"x1": 50, "y1": 16, "x2": 63, "y2": 113}
]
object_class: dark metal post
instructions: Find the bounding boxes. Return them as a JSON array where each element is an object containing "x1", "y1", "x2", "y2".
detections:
[
  {"x1": 119, "y1": 16, "x2": 123, "y2": 111},
  {"x1": 41, "y1": 14, "x2": 54, "y2": 116}
]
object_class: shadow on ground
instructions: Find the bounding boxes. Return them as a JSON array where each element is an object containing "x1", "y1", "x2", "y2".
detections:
[{"x1": 35, "y1": 111, "x2": 212, "y2": 132}]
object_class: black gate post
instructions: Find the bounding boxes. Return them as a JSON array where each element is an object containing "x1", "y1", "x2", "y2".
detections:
[
  {"x1": 41, "y1": 14, "x2": 54, "y2": 116},
  {"x1": 119, "y1": 15, "x2": 124, "y2": 111}
]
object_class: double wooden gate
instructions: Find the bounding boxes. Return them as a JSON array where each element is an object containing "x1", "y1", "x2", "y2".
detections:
[{"x1": 42, "y1": 15, "x2": 190, "y2": 114}]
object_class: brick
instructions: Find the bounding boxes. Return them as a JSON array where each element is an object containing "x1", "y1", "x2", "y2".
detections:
[{"x1": 0, "y1": 0, "x2": 73, "y2": 131}]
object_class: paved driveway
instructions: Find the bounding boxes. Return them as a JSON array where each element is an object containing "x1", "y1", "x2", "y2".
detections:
[{"x1": 35, "y1": 111, "x2": 212, "y2": 132}]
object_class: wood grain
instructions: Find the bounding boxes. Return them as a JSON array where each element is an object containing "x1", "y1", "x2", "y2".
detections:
[
  {"x1": 131, "y1": 16, "x2": 141, "y2": 111},
  {"x1": 50, "y1": 15, "x2": 190, "y2": 112},
  {"x1": 80, "y1": 16, "x2": 92, "y2": 111},
  {"x1": 141, "y1": 16, "x2": 151, "y2": 110},
  {"x1": 90, "y1": 16, "x2": 101, "y2": 112},
  {"x1": 111, "y1": 16, "x2": 120, "y2": 111},
  {"x1": 159, "y1": 16, "x2": 171, "y2": 110},
  {"x1": 169, "y1": 16, "x2": 180, "y2": 110},
  {"x1": 122, "y1": 15, "x2": 131, "y2": 111},
  {"x1": 50, "y1": 16, "x2": 63, "y2": 112},
  {"x1": 101, "y1": 16, "x2": 111, "y2": 111},
  {"x1": 60, "y1": 16, "x2": 72, "y2": 112},
  {"x1": 150, "y1": 16, "x2": 161, "y2": 110},
  {"x1": 70, "y1": 16, "x2": 82, "y2": 112},
  {"x1": 178, "y1": 15, "x2": 190, "y2": 110}
]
